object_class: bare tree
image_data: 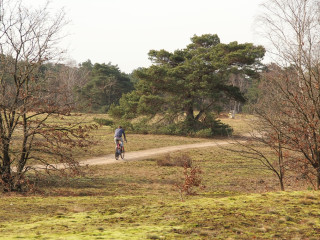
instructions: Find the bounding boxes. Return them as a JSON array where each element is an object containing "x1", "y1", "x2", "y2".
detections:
[
  {"x1": 47, "y1": 62, "x2": 91, "y2": 107},
  {"x1": 234, "y1": 137, "x2": 287, "y2": 191},
  {"x1": 242, "y1": 71, "x2": 292, "y2": 191},
  {"x1": 0, "y1": 0, "x2": 94, "y2": 192},
  {"x1": 256, "y1": 0, "x2": 320, "y2": 189},
  {"x1": 229, "y1": 77, "x2": 288, "y2": 191}
]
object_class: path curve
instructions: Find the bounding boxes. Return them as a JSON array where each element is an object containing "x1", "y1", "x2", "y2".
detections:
[
  {"x1": 31, "y1": 139, "x2": 237, "y2": 170},
  {"x1": 79, "y1": 140, "x2": 233, "y2": 166}
]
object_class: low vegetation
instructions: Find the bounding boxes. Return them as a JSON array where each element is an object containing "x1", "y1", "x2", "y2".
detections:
[
  {"x1": 1, "y1": 134, "x2": 319, "y2": 239},
  {"x1": 156, "y1": 153, "x2": 193, "y2": 168},
  {"x1": 1, "y1": 191, "x2": 319, "y2": 239}
]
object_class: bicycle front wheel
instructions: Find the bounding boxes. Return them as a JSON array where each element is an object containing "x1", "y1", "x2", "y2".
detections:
[
  {"x1": 120, "y1": 147, "x2": 125, "y2": 159},
  {"x1": 115, "y1": 150, "x2": 119, "y2": 160}
]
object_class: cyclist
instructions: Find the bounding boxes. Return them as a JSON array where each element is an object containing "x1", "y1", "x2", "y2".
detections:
[{"x1": 114, "y1": 126, "x2": 127, "y2": 149}]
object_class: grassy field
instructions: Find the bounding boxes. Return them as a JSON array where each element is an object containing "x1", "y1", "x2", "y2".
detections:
[
  {"x1": 78, "y1": 112, "x2": 254, "y2": 159},
  {"x1": 1, "y1": 113, "x2": 319, "y2": 239},
  {"x1": 62, "y1": 113, "x2": 209, "y2": 160}
]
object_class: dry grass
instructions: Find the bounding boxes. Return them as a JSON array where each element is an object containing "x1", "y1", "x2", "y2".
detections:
[
  {"x1": 1, "y1": 113, "x2": 319, "y2": 239},
  {"x1": 1, "y1": 142, "x2": 319, "y2": 239},
  {"x1": 219, "y1": 113, "x2": 256, "y2": 136},
  {"x1": 23, "y1": 141, "x2": 311, "y2": 198}
]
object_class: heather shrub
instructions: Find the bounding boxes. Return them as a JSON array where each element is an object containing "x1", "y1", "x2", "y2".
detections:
[{"x1": 156, "y1": 153, "x2": 192, "y2": 168}]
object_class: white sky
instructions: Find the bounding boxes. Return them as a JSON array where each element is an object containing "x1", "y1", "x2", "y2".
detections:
[{"x1": 26, "y1": 0, "x2": 265, "y2": 73}]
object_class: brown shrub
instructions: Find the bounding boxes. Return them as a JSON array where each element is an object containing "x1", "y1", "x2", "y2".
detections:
[
  {"x1": 156, "y1": 153, "x2": 192, "y2": 168},
  {"x1": 176, "y1": 163, "x2": 205, "y2": 201}
]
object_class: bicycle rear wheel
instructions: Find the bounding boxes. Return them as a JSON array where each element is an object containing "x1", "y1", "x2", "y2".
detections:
[
  {"x1": 120, "y1": 146, "x2": 125, "y2": 159},
  {"x1": 115, "y1": 151, "x2": 119, "y2": 160},
  {"x1": 115, "y1": 141, "x2": 121, "y2": 160}
]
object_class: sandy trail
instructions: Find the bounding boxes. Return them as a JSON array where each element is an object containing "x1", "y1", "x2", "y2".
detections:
[
  {"x1": 31, "y1": 139, "x2": 234, "y2": 170},
  {"x1": 80, "y1": 140, "x2": 232, "y2": 166}
]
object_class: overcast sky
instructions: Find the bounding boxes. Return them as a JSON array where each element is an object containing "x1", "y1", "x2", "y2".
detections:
[{"x1": 27, "y1": 0, "x2": 265, "y2": 73}]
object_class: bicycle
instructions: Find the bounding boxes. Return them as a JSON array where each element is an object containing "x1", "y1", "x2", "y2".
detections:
[{"x1": 115, "y1": 139, "x2": 125, "y2": 160}]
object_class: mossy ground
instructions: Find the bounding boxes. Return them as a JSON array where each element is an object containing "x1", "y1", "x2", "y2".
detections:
[
  {"x1": 0, "y1": 191, "x2": 319, "y2": 239},
  {"x1": 1, "y1": 114, "x2": 319, "y2": 239}
]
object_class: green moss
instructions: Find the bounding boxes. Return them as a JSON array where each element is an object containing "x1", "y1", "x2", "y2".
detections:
[{"x1": 0, "y1": 191, "x2": 320, "y2": 239}]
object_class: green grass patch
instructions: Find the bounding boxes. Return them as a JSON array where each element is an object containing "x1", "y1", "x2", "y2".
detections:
[{"x1": 0, "y1": 191, "x2": 319, "y2": 239}]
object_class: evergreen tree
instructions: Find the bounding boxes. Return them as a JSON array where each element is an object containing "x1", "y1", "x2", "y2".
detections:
[
  {"x1": 76, "y1": 62, "x2": 133, "y2": 112},
  {"x1": 110, "y1": 34, "x2": 265, "y2": 134}
]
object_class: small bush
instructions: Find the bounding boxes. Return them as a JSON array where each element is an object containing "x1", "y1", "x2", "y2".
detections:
[
  {"x1": 176, "y1": 164, "x2": 205, "y2": 201},
  {"x1": 139, "y1": 115, "x2": 233, "y2": 137},
  {"x1": 112, "y1": 120, "x2": 134, "y2": 131},
  {"x1": 108, "y1": 111, "x2": 233, "y2": 137},
  {"x1": 130, "y1": 117, "x2": 151, "y2": 134},
  {"x1": 210, "y1": 120, "x2": 233, "y2": 136},
  {"x1": 200, "y1": 114, "x2": 233, "y2": 136},
  {"x1": 93, "y1": 118, "x2": 114, "y2": 126},
  {"x1": 194, "y1": 128, "x2": 212, "y2": 138},
  {"x1": 157, "y1": 153, "x2": 192, "y2": 168}
]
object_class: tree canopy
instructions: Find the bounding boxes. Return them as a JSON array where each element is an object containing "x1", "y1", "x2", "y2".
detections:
[
  {"x1": 110, "y1": 34, "x2": 265, "y2": 135},
  {"x1": 76, "y1": 62, "x2": 133, "y2": 112}
]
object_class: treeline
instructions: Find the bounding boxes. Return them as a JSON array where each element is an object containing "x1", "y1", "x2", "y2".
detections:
[
  {"x1": 37, "y1": 60, "x2": 134, "y2": 113},
  {"x1": 39, "y1": 55, "x2": 261, "y2": 117},
  {"x1": 36, "y1": 34, "x2": 264, "y2": 138}
]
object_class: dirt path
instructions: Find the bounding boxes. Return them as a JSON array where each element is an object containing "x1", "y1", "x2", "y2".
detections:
[
  {"x1": 30, "y1": 139, "x2": 235, "y2": 170},
  {"x1": 79, "y1": 140, "x2": 232, "y2": 166}
]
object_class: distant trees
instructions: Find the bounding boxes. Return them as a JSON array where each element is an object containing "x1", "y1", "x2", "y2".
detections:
[
  {"x1": 109, "y1": 34, "x2": 265, "y2": 136},
  {"x1": 75, "y1": 62, "x2": 133, "y2": 112},
  {"x1": 250, "y1": 0, "x2": 320, "y2": 190},
  {"x1": 29, "y1": 59, "x2": 133, "y2": 114},
  {"x1": 0, "y1": 0, "x2": 94, "y2": 192}
]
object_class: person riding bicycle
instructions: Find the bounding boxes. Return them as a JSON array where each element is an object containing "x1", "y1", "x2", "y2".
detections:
[{"x1": 114, "y1": 126, "x2": 127, "y2": 149}]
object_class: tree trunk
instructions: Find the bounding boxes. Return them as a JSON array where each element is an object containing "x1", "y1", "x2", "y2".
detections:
[
  {"x1": 1, "y1": 143, "x2": 13, "y2": 192},
  {"x1": 185, "y1": 102, "x2": 195, "y2": 128},
  {"x1": 280, "y1": 178, "x2": 285, "y2": 191},
  {"x1": 278, "y1": 134, "x2": 285, "y2": 191},
  {"x1": 17, "y1": 114, "x2": 28, "y2": 174},
  {"x1": 317, "y1": 168, "x2": 320, "y2": 190}
]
